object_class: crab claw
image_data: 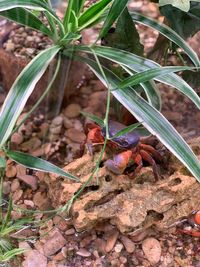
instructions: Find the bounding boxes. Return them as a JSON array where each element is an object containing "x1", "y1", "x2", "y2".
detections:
[
  {"x1": 194, "y1": 211, "x2": 200, "y2": 225},
  {"x1": 104, "y1": 150, "x2": 132, "y2": 174}
]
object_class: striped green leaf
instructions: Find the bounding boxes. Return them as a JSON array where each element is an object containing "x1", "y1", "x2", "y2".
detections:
[
  {"x1": 78, "y1": 0, "x2": 112, "y2": 30},
  {"x1": 99, "y1": 0, "x2": 129, "y2": 39},
  {"x1": 131, "y1": 12, "x2": 200, "y2": 67},
  {"x1": 0, "y1": 0, "x2": 64, "y2": 35},
  {"x1": 110, "y1": 122, "x2": 142, "y2": 139},
  {"x1": 6, "y1": 150, "x2": 79, "y2": 181},
  {"x1": 0, "y1": 0, "x2": 50, "y2": 12},
  {"x1": 80, "y1": 56, "x2": 200, "y2": 181},
  {"x1": 140, "y1": 81, "x2": 161, "y2": 111},
  {"x1": 121, "y1": 66, "x2": 162, "y2": 110},
  {"x1": 0, "y1": 46, "x2": 61, "y2": 147},
  {"x1": 0, "y1": 8, "x2": 53, "y2": 37},
  {"x1": 74, "y1": 46, "x2": 200, "y2": 109},
  {"x1": 117, "y1": 66, "x2": 196, "y2": 89},
  {"x1": 81, "y1": 111, "x2": 104, "y2": 127}
]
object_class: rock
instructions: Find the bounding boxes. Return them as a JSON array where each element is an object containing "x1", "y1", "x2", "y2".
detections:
[
  {"x1": 120, "y1": 235, "x2": 135, "y2": 253},
  {"x1": 5, "y1": 41, "x2": 15, "y2": 52},
  {"x1": 24, "y1": 200, "x2": 34, "y2": 208},
  {"x1": 43, "y1": 229, "x2": 67, "y2": 256},
  {"x1": 12, "y1": 189, "x2": 23, "y2": 203},
  {"x1": 52, "y1": 116, "x2": 63, "y2": 126},
  {"x1": 76, "y1": 248, "x2": 91, "y2": 257},
  {"x1": 18, "y1": 241, "x2": 31, "y2": 257},
  {"x1": 6, "y1": 165, "x2": 17, "y2": 178},
  {"x1": 11, "y1": 179, "x2": 20, "y2": 192},
  {"x1": 114, "y1": 243, "x2": 124, "y2": 253},
  {"x1": 3, "y1": 181, "x2": 11, "y2": 195},
  {"x1": 45, "y1": 138, "x2": 200, "y2": 233},
  {"x1": 11, "y1": 132, "x2": 23, "y2": 144},
  {"x1": 17, "y1": 175, "x2": 38, "y2": 190},
  {"x1": 16, "y1": 165, "x2": 26, "y2": 176},
  {"x1": 142, "y1": 238, "x2": 161, "y2": 264},
  {"x1": 95, "y1": 238, "x2": 107, "y2": 254},
  {"x1": 21, "y1": 137, "x2": 42, "y2": 152},
  {"x1": 47, "y1": 262, "x2": 56, "y2": 267},
  {"x1": 65, "y1": 228, "x2": 75, "y2": 235},
  {"x1": 49, "y1": 125, "x2": 62, "y2": 135},
  {"x1": 63, "y1": 117, "x2": 73, "y2": 129},
  {"x1": 65, "y1": 128, "x2": 86, "y2": 143},
  {"x1": 105, "y1": 230, "x2": 119, "y2": 253},
  {"x1": 33, "y1": 192, "x2": 52, "y2": 210},
  {"x1": 52, "y1": 252, "x2": 65, "y2": 261},
  {"x1": 64, "y1": 103, "x2": 81, "y2": 118},
  {"x1": 23, "y1": 250, "x2": 47, "y2": 267}
]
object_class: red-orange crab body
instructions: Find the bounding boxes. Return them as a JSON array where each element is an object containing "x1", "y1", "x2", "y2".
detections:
[{"x1": 86, "y1": 120, "x2": 161, "y2": 179}]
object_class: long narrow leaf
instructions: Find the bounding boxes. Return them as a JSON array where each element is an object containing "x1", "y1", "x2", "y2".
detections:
[
  {"x1": 73, "y1": 46, "x2": 200, "y2": 109},
  {"x1": 81, "y1": 111, "x2": 104, "y2": 127},
  {"x1": 78, "y1": 56, "x2": 200, "y2": 181},
  {"x1": 0, "y1": 0, "x2": 63, "y2": 35},
  {"x1": 0, "y1": 0, "x2": 51, "y2": 12},
  {"x1": 122, "y1": 65, "x2": 162, "y2": 110},
  {"x1": 6, "y1": 150, "x2": 79, "y2": 181},
  {"x1": 0, "y1": 8, "x2": 53, "y2": 37},
  {"x1": 131, "y1": 12, "x2": 200, "y2": 67},
  {"x1": 117, "y1": 66, "x2": 196, "y2": 89},
  {"x1": 140, "y1": 81, "x2": 161, "y2": 111},
  {"x1": 0, "y1": 46, "x2": 61, "y2": 147},
  {"x1": 78, "y1": 0, "x2": 112, "y2": 30},
  {"x1": 99, "y1": 0, "x2": 129, "y2": 39},
  {"x1": 63, "y1": 0, "x2": 73, "y2": 30},
  {"x1": 110, "y1": 122, "x2": 142, "y2": 139}
]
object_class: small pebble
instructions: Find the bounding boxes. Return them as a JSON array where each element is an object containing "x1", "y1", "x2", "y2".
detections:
[
  {"x1": 64, "y1": 103, "x2": 81, "y2": 118},
  {"x1": 11, "y1": 179, "x2": 20, "y2": 192},
  {"x1": 76, "y1": 248, "x2": 91, "y2": 257},
  {"x1": 65, "y1": 128, "x2": 86, "y2": 143},
  {"x1": 120, "y1": 235, "x2": 135, "y2": 253},
  {"x1": 114, "y1": 243, "x2": 124, "y2": 253},
  {"x1": 65, "y1": 228, "x2": 75, "y2": 235},
  {"x1": 142, "y1": 238, "x2": 162, "y2": 264},
  {"x1": 3, "y1": 182, "x2": 11, "y2": 195}
]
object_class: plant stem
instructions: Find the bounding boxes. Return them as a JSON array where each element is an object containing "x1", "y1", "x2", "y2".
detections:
[
  {"x1": 176, "y1": 49, "x2": 187, "y2": 66},
  {"x1": 11, "y1": 54, "x2": 61, "y2": 136},
  {"x1": 60, "y1": 47, "x2": 112, "y2": 213},
  {"x1": 0, "y1": 167, "x2": 5, "y2": 223}
]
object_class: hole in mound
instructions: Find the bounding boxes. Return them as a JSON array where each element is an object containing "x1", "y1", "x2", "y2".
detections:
[
  {"x1": 168, "y1": 177, "x2": 182, "y2": 186},
  {"x1": 74, "y1": 185, "x2": 100, "y2": 197},
  {"x1": 73, "y1": 211, "x2": 79, "y2": 219},
  {"x1": 90, "y1": 185, "x2": 100, "y2": 191},
  {"x1": 86, "y1": 189, "x2": 124, "y2": 211},
  {"x1": 105, "y1": 174, "x2": 112, "y2": 182},
  {"x1": 146, "y1": 210, "x2": 164, "y2": 221},
  {"x1": 99, "y1": 161, "x2": 104, "y2": 168}
]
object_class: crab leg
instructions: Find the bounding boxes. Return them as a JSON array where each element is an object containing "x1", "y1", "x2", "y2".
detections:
[
  {"x1": 130, "y1": 153, "x2": 143, "y2": 177},
  {"x1": 140, "y1": 150, "x2": 159, "y2": 180},
  {"x1": 177, "y1": 228, "x2": 200, "y2": 237},
  {"x1": 140, "y1": 143, "x2": 162, "y2": 162}
]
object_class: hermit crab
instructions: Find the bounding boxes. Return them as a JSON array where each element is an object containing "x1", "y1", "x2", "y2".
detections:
[{"x1": 85, "y1": 120, "x2": 162, "y2": 180}]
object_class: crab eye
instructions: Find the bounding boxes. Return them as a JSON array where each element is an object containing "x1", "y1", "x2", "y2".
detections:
[{"x1": 120, "y1": 140, "x2": 129, "y2": 147}]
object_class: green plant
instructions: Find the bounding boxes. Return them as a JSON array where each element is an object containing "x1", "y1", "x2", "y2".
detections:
[
  {"x1": 0, "y1": 197, "x2": 30, "y2": 264},
  {"x1": 0, "y1": 0, "x2": 199, "y2": 211},
  {"x1": 0, "y1": 0, "x2": 199, "y2": 261}
]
